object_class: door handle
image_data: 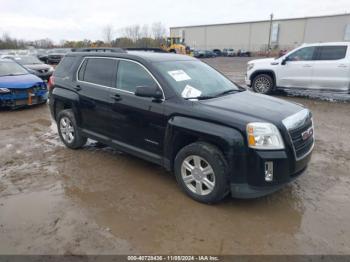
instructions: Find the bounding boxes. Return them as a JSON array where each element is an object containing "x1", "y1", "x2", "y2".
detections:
[
  {"x1": 110, "y1": 94, "x2": 122, "y2": 101},
  {"x1": 338, "y1": 64, "x2": 347, "y2": 68},
  {"x1": 303, "y1": 64, "x2": 312, "y2": 68},
  {"x1": 74, "y1": 85, "x2": 82, "y2": 91}
]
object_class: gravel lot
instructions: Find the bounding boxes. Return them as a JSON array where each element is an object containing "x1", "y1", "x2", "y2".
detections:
[{"x1": 0, "y1": 57, "x2": 349, "y2": 255}]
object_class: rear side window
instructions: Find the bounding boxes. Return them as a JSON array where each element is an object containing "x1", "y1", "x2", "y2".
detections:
[
  {"x1": 116, "y1": 60, "x2": 157, "y2": 93},
  {"x1": 79, "y1": 58, "x2": 117, "y2": 87},
  {"x1": 316, "y1": 46, "x2": 347, "y2": 60},
  {"x1": 54, "y1": 56, "x2": 76, "y2": 78}
]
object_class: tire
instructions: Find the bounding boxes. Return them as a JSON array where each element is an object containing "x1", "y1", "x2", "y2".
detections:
[
  {"x1": 57, "y1": 109, "x2": 87, "y2": 149},
  {"x1": 174, "y1": 142, "x2": 229, "y2": 204},
  {"x1": 252, "y1": 74, "x2": 274, "y2": 94}
]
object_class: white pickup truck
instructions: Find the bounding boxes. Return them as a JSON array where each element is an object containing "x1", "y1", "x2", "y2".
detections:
[{"x1": 246, "y1": 42, "x2": 350, "y2": 94}]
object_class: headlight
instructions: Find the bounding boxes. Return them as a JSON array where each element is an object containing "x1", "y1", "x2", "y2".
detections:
[
  {"x1": 0, "y1": 88, "x2": 11, "y2": 94},
  {"x1": 246, "y1": 122, "x2": 284, "y2": 150},
  {"x1": 247, "y1": 63, "x2": 254, "y2": 71}
]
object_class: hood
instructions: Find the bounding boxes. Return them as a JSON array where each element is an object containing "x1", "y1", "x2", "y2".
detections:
[
  {"x1": 248, "y1": 58, "x2": 276, "y2": 65},
  {"x1": 0, "y1": 74, "x2": 44, "y2": 89},
  {"x1": 24, "y1": 64, "x2": 52, "y2": 71},
  {"x1": 197, "y1": 91, "x2": 304, "y2": 130}
]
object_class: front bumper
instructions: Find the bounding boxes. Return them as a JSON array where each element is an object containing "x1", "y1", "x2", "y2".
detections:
[
  {"x1": 0, "y1": 90, "x2": 48, "y2": 108},
  {"x1": 230, "y1": 149, "x2": 312, "y2": 199},
  {"x1": 231, "y1": 167, "x2": 307, "y2": 199},
  {"x1": 245, "y1": 75, "x2": 251, "y2": 87}
]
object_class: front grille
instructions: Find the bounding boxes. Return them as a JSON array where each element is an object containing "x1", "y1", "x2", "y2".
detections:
[
  {"x1": 289, "y1": 118, "x2": 314, "y2": 159},
  {"x1": 10, "y1": 85, "x2": 45, "y2": 95}
]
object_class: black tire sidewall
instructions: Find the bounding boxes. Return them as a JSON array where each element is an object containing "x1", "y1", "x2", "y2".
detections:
[
  {"x1": 57, "y1": 109, "x2": 86, "y2": 149},
  {"x1": 174, "y1": 142, "x2": 229, "y2": 204},
  {"x1": 252, "y1": 74, "x2": 274, "y2": 94}
]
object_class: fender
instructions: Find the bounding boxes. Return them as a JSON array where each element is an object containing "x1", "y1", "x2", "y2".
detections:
[
  {"x1": 51, "y1": 88, "x2": 81, "y2": 122},
  {"x1": 250, "y1": 69, "x2": 277, "y2": 87},
  {"x1": 164, "y1": 116, "x2": 247, "y2": 182}
]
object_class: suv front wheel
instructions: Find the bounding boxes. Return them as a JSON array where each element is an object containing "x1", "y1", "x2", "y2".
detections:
[
  {"x1": 174, "y1": 142, "x2": 229, "y2": 204},
  {"x1": 57, "y1": 109, "x2": 87, "y2": 149},
  {"x1": 252, "y1": 74, "x2": 274, "y2": 94}
]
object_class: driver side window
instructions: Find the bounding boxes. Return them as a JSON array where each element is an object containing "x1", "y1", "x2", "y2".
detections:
[
  {"x1": 117, "y1": 60, "x2": 157, "y2": 93},
  {"x1": 288, "y1": 47, "x2": 316, "y2": 61}
]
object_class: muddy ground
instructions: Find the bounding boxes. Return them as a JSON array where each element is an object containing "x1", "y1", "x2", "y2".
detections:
[{"x1": 0, "y1": 57, "x2": 349, "y2": 255}]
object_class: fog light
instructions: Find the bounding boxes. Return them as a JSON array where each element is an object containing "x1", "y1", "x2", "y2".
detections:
[{"x1": 265, "y1": 161, "x2": 273, "y2": 182}]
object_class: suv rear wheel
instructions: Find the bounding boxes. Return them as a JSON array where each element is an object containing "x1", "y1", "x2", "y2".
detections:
[
  {"x1": 252, "y1": 74, "x2": 274, "y2": 94},
  {"x1": 174, "y1": 142, "x2": 229, "y2": 204},
  {"x1": 57, "y1": 109, "x2": 87, "y2": 149}
]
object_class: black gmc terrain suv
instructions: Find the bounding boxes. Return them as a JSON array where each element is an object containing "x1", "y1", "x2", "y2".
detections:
[{"x1": 49, "y1": 49, "x2": 314, "y2": 203}]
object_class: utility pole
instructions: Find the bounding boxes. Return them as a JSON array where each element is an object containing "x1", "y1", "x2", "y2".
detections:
[{"x1": 268, "y1": 13, "x2": 274, "y2": 52}]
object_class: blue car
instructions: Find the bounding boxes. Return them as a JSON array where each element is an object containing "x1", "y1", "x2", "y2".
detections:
[{"x1": 0, "y1": 59, "x2": 48, "y2": 108}]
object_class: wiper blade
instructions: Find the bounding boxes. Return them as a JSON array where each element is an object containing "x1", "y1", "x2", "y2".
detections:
[
  {"x1": 184, "y1": 89, "x2": 240, "y2": 100},
  {"x1": 184, "y1": 95, "x2": 216, "y2": 100},
  {"x1": 214, "y1": 89, "x2": 240, "y2": 97}
]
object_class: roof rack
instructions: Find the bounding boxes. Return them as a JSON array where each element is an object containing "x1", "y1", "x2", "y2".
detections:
[
  {"x1": 126, "y1": 48, "x2": 168, "y2": 53},
  {"x1": 71, "y1": 48, "x2": 126, "y2": 53}
]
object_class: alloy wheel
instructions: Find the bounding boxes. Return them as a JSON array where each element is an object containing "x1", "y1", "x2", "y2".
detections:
[
  {"x1": 181, "y1": 155, "x2": 216, "y2": 196},
  {"x1": 255, "y1": 76, "x2": 271, "y2": 93},
  {"x1": 60, "y1": 116, "x2": 75, "y2": 144}
]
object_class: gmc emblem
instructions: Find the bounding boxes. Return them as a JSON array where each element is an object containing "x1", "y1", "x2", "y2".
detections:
[{"x1": 302, "y1": 127, "x2": 314, "y2": 141}]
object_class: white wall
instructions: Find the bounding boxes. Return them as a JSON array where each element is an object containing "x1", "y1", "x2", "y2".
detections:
[{"x1": 170, "y1": 14, "x2": 350, "y2": 51}]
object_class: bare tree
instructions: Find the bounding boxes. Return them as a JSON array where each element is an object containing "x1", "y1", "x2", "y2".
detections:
[
  {"x1": 141, "y1": 24, "x2": 150, "y2": 38},
  {"x1": 123, "y1": 24, "x2": 141, "y2": 42},
  {"x1": 102, "y1": 25, "x2": 114, "y2": 44},
  {"x1": 151, "y1": 22, "x2": 167, "y2": 40}
]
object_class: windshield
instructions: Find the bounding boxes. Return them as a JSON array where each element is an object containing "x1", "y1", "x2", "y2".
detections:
[
  {"x1": 0, "y1": 61, "x2": 28, "y2": 76},
  {"x1": 15, "y1": 56, "x2": 42, "y2": 65},
  {"x1": 154, "y1": 60, "x2": 239, "y2": 99}
]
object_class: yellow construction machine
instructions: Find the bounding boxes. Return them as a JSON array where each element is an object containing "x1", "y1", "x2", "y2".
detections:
[{"x1": 161, "y1": 37, "x2": 189, "y2": 55}]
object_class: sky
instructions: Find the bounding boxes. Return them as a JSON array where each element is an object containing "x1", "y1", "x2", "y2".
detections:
[{"x1": 1, "y1": 0, "x2": 350, "y2": 43}]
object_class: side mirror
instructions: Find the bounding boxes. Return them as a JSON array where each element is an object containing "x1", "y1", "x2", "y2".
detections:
[
  {"x1": 281, "y1": 57, "x2": 289, "y2": 65},
  {"x1": 135, "y1": 86, "x2": 163, "y2": 100}
]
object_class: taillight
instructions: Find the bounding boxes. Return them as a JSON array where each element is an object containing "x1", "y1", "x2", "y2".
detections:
[{"x1": 48, "y1": 76, "x2": 55, "y2": 91}]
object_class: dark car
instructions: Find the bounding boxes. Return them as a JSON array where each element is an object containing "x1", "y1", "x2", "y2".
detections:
[
  {"x1": 49, "y1": 50, "x2": 314, "y2": 204},
  {"x1": 205, "y1": 50, "x2": 216, "y2": 58},
  {"x1": 213, "y1": 49, "x2": 222, "y2": 56},
  {"x1": 0, "y1": 59, "x2": 48, "y2": 108},
  {"x1": 36, "y1": 49, "x2": 49, "y2": 64},
  {"x1": 47, "y1": 49, "x2": 71, "y2": 64},
  {"x1": 14, "y1": 55, "x2": 54, "y2": 81},
  {"x1": 237, "y1": 49, "x2": 251, "y2": 57}
]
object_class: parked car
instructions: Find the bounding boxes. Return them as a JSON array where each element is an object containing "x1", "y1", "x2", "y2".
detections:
[
  {"x1": 47, "y1": 49, "x2": 71, "y2": 64},
  {"x1": 36, "y1": 49, "x2": 49, "y2": 64},
  {"x1": 237, "y1": 49, "x2": 251, "y2": 57},
  {"x1": 49, "y1": 50, "x2": 314, "y2": 203},
  {"x1": 193, "y1": 50, "x2": 206, "y2": 58},
  {"x1": 212, "y1": 49, "x2": 222, "y2": 56},
  {"x1": 246, "y1": 42, "x2": 350, "y2": 94},
  {"x1": 13, "y1": 55, "x2": 54, "y2": 81},
  {"x1": 0, "y1": 59, "x2": 48, "y2": 108},
  {"x1": 223, "y1": 48, "x2": 235, "y2": 57},
  {"x1": 205, "y1": 50, "x2": 216, "y2": 58}
]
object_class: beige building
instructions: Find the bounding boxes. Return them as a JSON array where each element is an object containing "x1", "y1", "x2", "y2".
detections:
[{"x1": 170, "y1": 13, "x2": 350, "y2": 51}]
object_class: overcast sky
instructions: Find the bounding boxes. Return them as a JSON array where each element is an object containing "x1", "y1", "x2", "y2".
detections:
[{"x1": 1, "y1": 0, "x2": 350, "y2": 43}]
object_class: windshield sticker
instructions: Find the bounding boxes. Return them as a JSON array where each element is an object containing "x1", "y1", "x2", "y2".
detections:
[
  {"x1": 168, "y1": 70, "x2": 191, "y2": 82},
  {"x1": 181, "y1": 85, "x2": 202, "y2": 98}
]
